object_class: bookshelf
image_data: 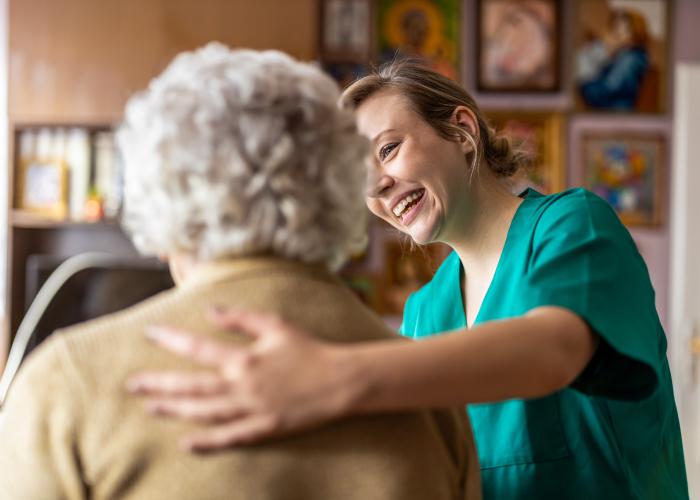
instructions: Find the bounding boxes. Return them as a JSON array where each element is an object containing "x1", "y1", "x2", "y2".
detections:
[
  {"x1": 11, "y1": 210, "x2": 120, "y2": 229},
  {"x1": 6, "y1": 123, "x2": 132, "y2": 336}
]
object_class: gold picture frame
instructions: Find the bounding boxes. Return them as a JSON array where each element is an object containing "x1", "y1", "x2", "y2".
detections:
[
  {"x1": 581, "y1": 132, "x2": 666, "y2": 226},
  {"x1": 476, "y1": 0, "x2": 562, "y2": 92},
  {"x1": 573, "y1": 0, "x2": 669, "y2": 113},
  {"x1": 485, "y1": 111, "x2": 566, "y2": 194},
  {"x1": 377, "y1": 0, "x2": 461, "y2": 81},
  {"x1": 17, "y1": 157, "x2": 69, "y2": 219}
]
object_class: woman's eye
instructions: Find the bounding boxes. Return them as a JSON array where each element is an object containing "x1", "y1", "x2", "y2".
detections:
[{"x1": 379, "y1": 142, "x2": 399, "y2": 161}]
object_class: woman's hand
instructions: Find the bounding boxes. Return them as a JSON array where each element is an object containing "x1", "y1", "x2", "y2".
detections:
[{"x1": 126, "y1": 309, "x2": 359, "y2": 451}]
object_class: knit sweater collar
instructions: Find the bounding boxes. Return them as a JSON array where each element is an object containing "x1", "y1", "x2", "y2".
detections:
[{"x1": 179, "y1": 255, "x2": 335, "y2": 291}]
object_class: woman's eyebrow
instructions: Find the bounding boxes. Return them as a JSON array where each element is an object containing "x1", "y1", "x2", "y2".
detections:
[{"x1": 371, "y1": 128, "x2": 398, "y2": 144}]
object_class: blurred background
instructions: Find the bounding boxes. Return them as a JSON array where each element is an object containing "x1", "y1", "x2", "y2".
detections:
[{"x1": 0, "y1": 0, "x2": 697, "y2": 490}]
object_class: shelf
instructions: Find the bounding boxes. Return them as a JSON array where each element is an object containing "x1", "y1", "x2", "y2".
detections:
[{"x1": 11, "y1": 210, "x2": 120, "y2": 229}]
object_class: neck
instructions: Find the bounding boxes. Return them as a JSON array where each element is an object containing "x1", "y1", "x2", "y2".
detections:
[{"x1": 445, "y1": 173, "x2": 523, "y2": 274}]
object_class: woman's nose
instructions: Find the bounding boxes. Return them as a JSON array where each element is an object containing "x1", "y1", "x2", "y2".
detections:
[{"x1": 366, "y1": 169, "x2": 394, "y2": 198}]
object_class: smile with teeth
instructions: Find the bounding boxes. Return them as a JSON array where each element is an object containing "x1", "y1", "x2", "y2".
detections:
[{"x1": 392, "y1": 189, "x2": 425, "y2": 220}]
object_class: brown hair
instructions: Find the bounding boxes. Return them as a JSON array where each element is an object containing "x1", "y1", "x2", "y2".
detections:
[
  {"x1": 609, "y1": 9, "x2": 650, "y2": 50},
  {"x1": 340, "y1": 59, "x2": 529, "y2": 178}
]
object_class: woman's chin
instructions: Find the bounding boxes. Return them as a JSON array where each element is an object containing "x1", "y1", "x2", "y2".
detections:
[{"x1": 406, "y1": 221, "x2": 439, "y2": 246}]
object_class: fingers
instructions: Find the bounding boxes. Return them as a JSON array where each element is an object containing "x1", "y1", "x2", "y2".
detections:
[
  {"x1": 207, "y1": 308, "x2": 287, "y2": 339},
  {"x1": 126, "y1": 371, "x2": 228, "y2": 397},
  {"x1": 146, "y1": 396, "x2": 247, "y2": 424},
  {"x1": 146, "y1": 326, "x2": 238, "y2": 366},
  {"x1": 180, "y1": 415, "x2": 282, "y2": 452}
]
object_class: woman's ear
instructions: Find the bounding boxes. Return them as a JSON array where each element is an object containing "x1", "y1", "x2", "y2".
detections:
[{"x1": 451, "y1": 106, "x2": 479, "y2": 154}]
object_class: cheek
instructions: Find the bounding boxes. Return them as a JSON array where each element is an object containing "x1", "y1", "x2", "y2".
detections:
[{"x1": 366, "y1": 198, "x2": 385, "y2": 219}]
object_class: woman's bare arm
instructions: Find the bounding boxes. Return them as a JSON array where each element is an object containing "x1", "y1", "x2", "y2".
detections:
[
  {"x1": 127, "y1": 306, "x2": 596, "y2": 450},
  {"x1": 348, "y1": 306, "x2": 597, "y2": 412}
]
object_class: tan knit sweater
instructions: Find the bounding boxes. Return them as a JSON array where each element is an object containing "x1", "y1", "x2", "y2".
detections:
[{"x1": 0, "y1": 257, "x2": 481, "y2": 500}]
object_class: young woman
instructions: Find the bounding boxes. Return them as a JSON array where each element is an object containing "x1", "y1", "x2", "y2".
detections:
[{"x1": 128, "y1": 60, "x2": 688, "y2": 499}]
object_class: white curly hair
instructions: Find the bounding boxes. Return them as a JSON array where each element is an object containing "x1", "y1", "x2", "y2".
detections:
[{"x1": 117, "y1": 43, "x2": 369, "y2": 270}]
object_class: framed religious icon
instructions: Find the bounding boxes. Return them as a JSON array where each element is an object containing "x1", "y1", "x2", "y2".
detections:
[
  {"x1": 320, "y1": 0, "x2": 372, "y2": 62},
  {"x1": 476, "y1": 0, "x2": 561, "y2": 92},
  {"x1": 486, "y1": 111, "x2": 566, "y2": 194},
  {"x1": 17, "y1": 157, "x2": 69, "y2": 219},
  {"x1": 573, "y1": 0, "x2": 669, "y2": 113},
  {"x1": 376, "y1": 239, "x2": 449, "y2": 316},
  {"x1": 377, "y1": 0, "x2": 461, "y2": 81},
  {"x1": 580, "y1": 132, "x2": 666, "y2": 226}
]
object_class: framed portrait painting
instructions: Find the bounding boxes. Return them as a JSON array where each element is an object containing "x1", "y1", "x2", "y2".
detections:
[
  {"x1": 580, "y1": 132, "x2": 666, "y2": 226},
  {"x1": 377, "y1": 0, "x2": 461, "y2": 81},
  {"x1": 320, "y1": 0, "x2": 372, "y2": 62},
  {"x1": 573, "y1": 0, "x2": 668, "y2": 113},
  {"x1": 477, "y1": 0, "x2": 561, "y2": 92},
  {"x1": 486, "y1": 111, "x2": 565, "y2": 194}
]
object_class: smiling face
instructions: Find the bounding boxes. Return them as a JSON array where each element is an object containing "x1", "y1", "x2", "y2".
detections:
[{"x1": 356, "y1": 90, "x2": 475, "y2": 245}]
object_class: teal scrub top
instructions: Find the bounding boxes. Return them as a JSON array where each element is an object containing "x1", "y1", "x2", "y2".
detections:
[{"x1": 400, "y1": 188, "x2": 688, "y2": 500}]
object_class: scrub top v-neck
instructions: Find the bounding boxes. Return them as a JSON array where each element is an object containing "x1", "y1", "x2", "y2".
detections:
[{"x1": 400, "y1": 188, "x2": 688, "y2": 500}]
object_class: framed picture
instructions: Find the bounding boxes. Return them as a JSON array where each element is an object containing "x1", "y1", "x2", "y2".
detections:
[
  {"x1": 320, "y1": 0, "x2": 372, "y2": 62},
  {"x1": 476, "y1": 0, "x2": 561, "y2": 92},
  {"x1": 376, "y1": 239, "x2": 449, "y2": 316},
  {"x1": 573, "y1": 0, "x2": 668, "y2": 113},
  {"x1": 580, "y1": 132, "x2": 666, "y2": 226},
  {"x1": 377, "y1": 0, "x2": 461, "y2": 81},
  {"x1": 17, "y1": 158, "x2": 69, "y2": 219},
  {"x1": 486, "y1": 111, "x2": 565, "y2": 194}
]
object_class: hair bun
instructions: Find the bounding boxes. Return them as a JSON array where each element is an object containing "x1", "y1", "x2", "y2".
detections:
[{"x1": 483, "y1": 128, "x2": 532, "y2": 178}]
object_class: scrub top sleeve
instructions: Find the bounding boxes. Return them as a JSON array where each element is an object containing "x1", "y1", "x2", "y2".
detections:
[
  {"x1": 522, "y1": 192, "x2": 662, "y2": 400},
  {"x1": 399, "y1": 291, "x2": 418, "y2": 337}
]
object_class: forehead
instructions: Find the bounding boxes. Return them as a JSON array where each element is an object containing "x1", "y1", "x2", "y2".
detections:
[{"x1": 355, "y1": 90, "x2": 420, "y2": 139}]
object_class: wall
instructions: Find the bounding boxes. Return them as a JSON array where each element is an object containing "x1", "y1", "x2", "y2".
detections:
[
  {"x1": 673, "y1": 0, "x2": 700, "y2": 64},
  {"x1": 669, "y1": 63, "x2": 700, "y2": 496},
  {"x1": 0, "y1": 0, "x2": 7, "y2": 365},
  {"x1": 8, "y1": 0, "x2": 318, "y2": 123}
]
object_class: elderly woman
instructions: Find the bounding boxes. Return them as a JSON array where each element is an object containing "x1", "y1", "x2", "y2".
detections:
[{"x1": 0, "y1": 44, "x2": 480, "y2": 500}]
